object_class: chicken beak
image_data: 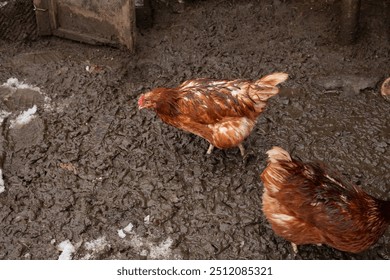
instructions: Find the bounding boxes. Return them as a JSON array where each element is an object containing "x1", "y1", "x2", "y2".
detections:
[{"x1": 138, "y1": 94, "x2": 145, "y2": 109}]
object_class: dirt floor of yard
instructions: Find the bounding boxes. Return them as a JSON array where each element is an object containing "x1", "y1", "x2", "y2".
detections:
[{"x1": 0, "y1": 0, "x2": 389, "y2": 259}]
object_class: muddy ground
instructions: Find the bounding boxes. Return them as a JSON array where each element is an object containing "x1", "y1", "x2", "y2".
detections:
[{"x1": 0, "y1": 0, "x2": 389, "y2": 260}]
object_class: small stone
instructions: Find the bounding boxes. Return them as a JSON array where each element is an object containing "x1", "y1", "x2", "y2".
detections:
[{"x1": 381, "y1": 77, "x2": 390, "y2": 101}]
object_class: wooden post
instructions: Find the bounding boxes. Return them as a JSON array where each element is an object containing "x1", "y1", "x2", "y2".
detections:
[
  {"x1": 33, "y1": 0, "x2": 52, "y2": 35},
  {"x1": 33, "y1": 0, "x2": 136, "y2": 52},
  {"x1": 339, "y1": 0, "x2": 361, "y2": 44}
]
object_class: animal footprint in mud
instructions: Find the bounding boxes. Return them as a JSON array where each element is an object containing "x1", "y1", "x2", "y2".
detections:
[
  {"x1": 0, "y1": 78, "x2": 50, "y2": 155},
  {"x1": 0, "y1": 78, "x2": 45, "y2": 112},
  {"x1": 261, "y1": 146, "x2": 390, "y2": 254},
  {"x1": 138, "y1": 72, "x2": 288, "y2": 157}
]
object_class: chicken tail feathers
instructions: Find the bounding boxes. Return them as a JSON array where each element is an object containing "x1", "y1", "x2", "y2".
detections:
[
  {"x1": 248, "y1": 73, "x2": 288, "y2": 109},
  {"x1": 256, "y1": 72, "x2": 289, "y2": 87}
]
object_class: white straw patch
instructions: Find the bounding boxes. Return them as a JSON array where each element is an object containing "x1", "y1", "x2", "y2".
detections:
[
  {"x1": 57, "y1": 240, "x2": 76, "y2": 260},
  {"x1": 2, "y1": 77, "x2": 40, "y2": 91},
  {"x1": 9, "y1": 105, "x2": 37, "y2": 129},
  {"x1": 117, "y1": 222, "x2": 134, "y2": 238},
  {"x1": 149, "y1": 237, "x2": 174, "y2": 259},
  {"x1": 123, "y1": 222, "x2": 134, "y2": 233},
  {"x1": 1, "y1": 77, "x2": 53, "y2": 112},
  {"x1": 81, "y1": 236, "x2": 109, "y2": 260},
  {"x1": 84, "y1": 236, "x2": 108, "y2": 252},
  {"x1": 118, "y1": 229, "x2": 126, "y2": 239},
  {"x1": 144, "y1": 215, "x2": 150, "y2": 225},
  {"x1": 0, "y1": 169, "x2": 5, "y2": 194}
]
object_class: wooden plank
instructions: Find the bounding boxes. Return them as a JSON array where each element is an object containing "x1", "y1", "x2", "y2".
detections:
[
  {"x1": 33, "y1": 0, "x2": 52, "y2": 35},
  {"x1": 34, "y1": 0, "x2": 135, "y2": 51},
  {"x1": 339, "y1": 0, "x2": 361, "y2": 44},
  {"x1": 52, "y1": 28, "x2": 116, "y2": 46},
  {"x1": 48, "y1": 0, "x2": 58, "y2": 30}
]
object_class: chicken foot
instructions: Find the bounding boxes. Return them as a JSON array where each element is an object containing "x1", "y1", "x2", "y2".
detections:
[
  {"x1": 291, "y1": 242, "x2": 298, "y2": 254},
  {"x1": 290, "y1": 242, "x2": 322, "y2": 255},
  {"x1": 206, "y1": 143, "x2": 246, "y2": 156}
]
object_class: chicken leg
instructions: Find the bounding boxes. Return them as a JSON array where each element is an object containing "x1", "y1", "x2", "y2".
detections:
[
  {"x1": 206, "y1": 143, "x2": 246, "y2": 156},
  {"x1": 291, "y1": 242, "x2": 298, "y2": 254},
  {"x1": 206, "y1": 144, "x2": 214, "y2": 155},
  {"x1": 238, "y1": 143, "x2": 245, "y2": 157}
]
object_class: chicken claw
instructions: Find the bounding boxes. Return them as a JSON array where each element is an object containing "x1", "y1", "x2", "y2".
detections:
[
  {"x1": 291, "y1": 243, "x2": 298, "y2": 254},
  {"x1": 238, "y1": 143, "x2": 245, "y2": 157}
]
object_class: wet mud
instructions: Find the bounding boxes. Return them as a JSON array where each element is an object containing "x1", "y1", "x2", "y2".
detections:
[{"x1": 0, "y1": 0, "x2": 389, "y2": 259}]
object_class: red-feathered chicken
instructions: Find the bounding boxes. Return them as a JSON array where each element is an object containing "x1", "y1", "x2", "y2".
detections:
[
  {"x1": 138, "y1": 72, "x2": 288, "y2": 155},
  {"x1": 261, "y1": 146, "x2": 390, "y2": 253}
]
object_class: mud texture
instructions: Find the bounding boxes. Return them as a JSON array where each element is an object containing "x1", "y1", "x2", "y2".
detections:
[
  {"x1": 0, "y1": 0, "x2": 389, "y2": 260},
  {"x1": 0, "y1": 0, "x2": 37, "y2": 42}
]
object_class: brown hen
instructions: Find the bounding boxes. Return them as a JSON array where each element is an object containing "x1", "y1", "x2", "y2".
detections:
[
  {"x1": 138, "y1": 72, "x2": 288, "y2": 155},
  {"x1": 261, "y1": 146, "x2": 390, "y2": 253}
]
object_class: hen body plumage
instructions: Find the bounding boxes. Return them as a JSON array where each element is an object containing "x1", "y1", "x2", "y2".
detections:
[
  {"x1": 261, "y1": 146, "x2": 390, "y2": 253},
  {"x1": 138, "y1": 72, "x2": 288, "y2": 155}
]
